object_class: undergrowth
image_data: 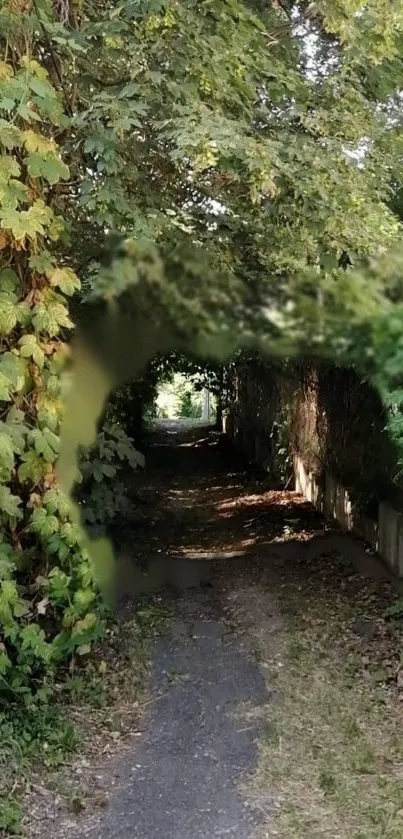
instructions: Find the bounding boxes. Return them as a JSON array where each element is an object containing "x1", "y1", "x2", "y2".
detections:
[{"x1": 0, "y1": 596, "x2": 170, "y2": 837}]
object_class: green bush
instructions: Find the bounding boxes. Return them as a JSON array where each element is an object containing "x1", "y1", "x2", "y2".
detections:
[
  {"x1": 77, "y1": 422, "x2": 145, "y2": 526},
  {"x1": 178, "y1": 390, "x2": 202, "y2": 418}
]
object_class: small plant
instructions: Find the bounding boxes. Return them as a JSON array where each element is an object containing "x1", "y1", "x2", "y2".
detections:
[
  {"x1": 263, "y1": 720, "x2": 280, "y2": 746},
  {"x1": 77, "y1": 422, "x2": 144, "y2": 526},
  {"x1": 0, "y1": 795, "x2": 21, "y2": 835},
  {"x1": 178, "y1": 389, "x2": 202, "y2": 419},
  {"x1": 350, "y1": 741, "x2": 375, "y2": 775},
  {"x1": 318, "y1": 768, "x2": 338, "y2": 795},
  {"x1": 165, "y1": 668, "x2": 188, "y2": 685},
  {"x1": 383, "y1": 598, "x2": 403, "y2": 620}
]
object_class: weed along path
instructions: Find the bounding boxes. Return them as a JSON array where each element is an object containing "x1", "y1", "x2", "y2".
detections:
[{"x1": 26, "y1": 422, "x2": 403, "y2": 839}]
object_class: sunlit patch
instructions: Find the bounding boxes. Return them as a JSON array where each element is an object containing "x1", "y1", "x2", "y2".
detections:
[{"x1": 216, "y1": 491, "x2": 308, "y2": 513}]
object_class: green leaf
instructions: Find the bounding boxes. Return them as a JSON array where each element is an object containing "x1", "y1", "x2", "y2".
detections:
[
  {"x1": 30, "y1": 428, "x2": 59, "y2": 463},
  {"x1": 0, "y1": 298, "x2": 18, "y2": 335},
  {"x1": 16, "y1": 300, "x2": 31, "y2": 326},
  {"x1": 59, "y1": 521, "x2": 81, "y2": 547},
  {"x1": 32, "y1": 300, "x2": 74, "y2": 335},
  {"x1": 73, "y1": 587, "x2": 96, "y2": 613},
  {"x1": 18, "y1": 334, "x2": 45, "y2": 369},
  {"x1": 71, "y1": 611, "x2": 98, "y2": 638},
  {"x1": 48, "y1": 567, "x2": 71, "y2": 603},
  {"x1": 1, "y1": 407, "x2": 28, "y2": 454},
  {"x1": 29, "y1": 76, "x2": 57, "y2": 101},
  {"x1": 0, "y1": 155, "x2": 20, "y2": 181},
  {"x1": 0, "y1": 540, "x2": 16, "y2": 581},
  {"x1": 0, "y1": 581, "x2": 16, "y2": 624},
  {"x1": 0, "y1": 352, "x2": 28, "y2": 393},
  {"x1": 18, "y1": 450, "x2": 49, "y2": 484},
  {"x1": 43, "y1": 488, "x2": 71, "y2": 518},
  {"x1": 58, "y1": 542, "x2": 70, "y2": 562},
  {"x1": 0, "y1": 651, "x2": 11, "y2": 675},
  {"x1": 0, "y1": 486, "x2": 23, "y2": 520},
  {"x1": 0, "y1": 268, "x2": 18, "y2": 292},
  {"x1": 29, "y1": 251, "x2": 55, "y2": 274},
  {"x1": 0, "y1": 431, "x2": 15, "y2": 476},
  {"x1": 17, "y1": 103, "x2": 41, "y2": 122},
  {"x1": 21, "y1": 129, "x2": 54, "y2": 154},
  {"x1": 26, "y1": 152, "x2": 69, "y2": 185},
  {"x1": 0, "y1": 98, "x2": 16, "y2": 112},
  {"x1": 20, "y1": 624, "x2": 51, "y2": 661},
  {"x1": 13, "y1": 599, "x2": 30, "y2": 618},
  {"x1": 0, "y1": 372, "x2": 11, "y2": 401},
  {"x1": 30, "y1": 507, "x2": 59, "y2": 539},
  {"x1": 0, "y1": 120, "x2": 21, "y2": 150},
  {"x1": 102, "y1": 463, "x2": 116, "y2": 477}
]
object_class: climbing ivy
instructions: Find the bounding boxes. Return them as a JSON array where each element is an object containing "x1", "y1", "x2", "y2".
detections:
[{"x1": 0, "y1": 3, "x2": 102, "y2": 704}]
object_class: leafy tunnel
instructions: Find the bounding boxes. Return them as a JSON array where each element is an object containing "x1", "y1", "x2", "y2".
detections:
[{"x1": 4, "y1": 1, "x2": 403, "y2": 834}]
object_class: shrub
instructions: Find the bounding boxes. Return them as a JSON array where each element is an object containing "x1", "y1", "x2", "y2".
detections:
[{"x1": 77, "y1": 422, "x2": 145, "y2": 526}]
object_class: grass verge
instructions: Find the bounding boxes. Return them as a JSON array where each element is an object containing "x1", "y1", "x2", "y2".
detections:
[{"x1": 254, "y1": 548, "x2": 403, "y2": 839}]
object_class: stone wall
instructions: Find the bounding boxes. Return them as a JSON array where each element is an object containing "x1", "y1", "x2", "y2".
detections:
[{"x1": 294, "y1": 453, "x2": 403, "y2": 576}]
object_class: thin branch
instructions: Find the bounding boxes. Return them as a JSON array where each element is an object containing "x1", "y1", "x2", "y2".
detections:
[{"x1": 32, "y1": 0, "x2": 74, "y2": 117}]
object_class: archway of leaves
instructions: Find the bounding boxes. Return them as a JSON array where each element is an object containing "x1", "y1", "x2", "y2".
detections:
[
  {"x1": 73, "y1": 349, "x2": 223, "y2": 540},
  {"x1": 2, "y1": 0, "x2": 403, "y2": 706}
]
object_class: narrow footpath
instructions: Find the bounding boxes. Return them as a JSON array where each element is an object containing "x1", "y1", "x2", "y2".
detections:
[{"x1": 29, "y1": 422, "x2": 403, "y2": 839}]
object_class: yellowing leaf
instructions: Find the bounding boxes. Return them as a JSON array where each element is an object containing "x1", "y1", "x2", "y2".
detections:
[
  {"x1": 19, "y1": 58, "x2": 48, "y2": 81},
  {"x1": 71, "y1": 612, "x2": 98, "y2": 637},
  {"x1": 47, "y1": 214, "x2": 65, "y2": 241},
  {"x1": 21, "y1": 129, "x2": 55, "y2": 155},
  {"x1": 37, "y1": 392, "x2": 63, "y2": 431},
  {"x1": 48, "y1": 267, "x2": 81, "y2": 296},
  {"x1": 0, "y1": 62, "x2": 13, "y2": 80},
  {"x1": 0, "y1": 199, "x2": 53, "y2": 244}
]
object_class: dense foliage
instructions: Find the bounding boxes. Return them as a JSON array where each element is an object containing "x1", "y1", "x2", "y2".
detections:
[
  {"x1": 77, "y1": 422, "x2": 144, "y2": 527},
  {"x1": 2, "y1": 0, "x2": 403, "y2": 709}
]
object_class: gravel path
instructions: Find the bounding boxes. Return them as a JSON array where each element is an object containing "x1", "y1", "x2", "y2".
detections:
[
  {"x1": 33, "y1": 420, "x2": 279, "y2": 839},
  {"x1": 80, "y1": 590, "x2": 270, "y2": 838}
]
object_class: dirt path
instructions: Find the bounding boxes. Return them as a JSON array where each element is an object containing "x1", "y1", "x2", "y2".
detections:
[{"x1": 27, "y1": 422, "x2": 403, "y2": 839}]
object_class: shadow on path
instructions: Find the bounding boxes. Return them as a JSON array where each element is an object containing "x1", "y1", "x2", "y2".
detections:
[{"x1": 31, "y1": 421, "x2": 399, "y2": 839}]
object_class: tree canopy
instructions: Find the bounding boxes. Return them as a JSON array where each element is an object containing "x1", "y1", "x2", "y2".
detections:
[{"x1": 2, "y1": 0, "x2": 403, "y2": 702}]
